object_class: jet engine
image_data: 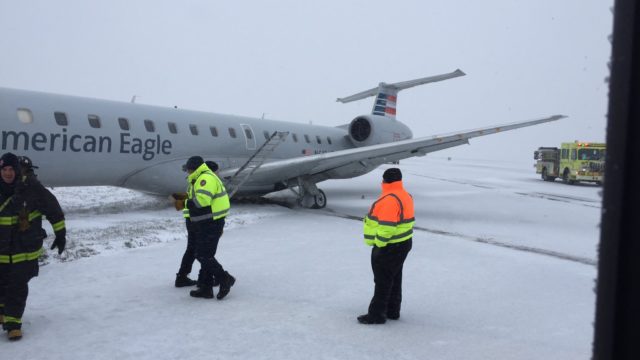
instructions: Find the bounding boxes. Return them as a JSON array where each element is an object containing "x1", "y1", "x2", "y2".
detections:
[{"x1": 347, "y1": 115, "x2": 413, "y2": 147}]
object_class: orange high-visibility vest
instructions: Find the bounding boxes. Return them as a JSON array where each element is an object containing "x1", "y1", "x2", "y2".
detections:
[{"x1": 363, "y1": 181, "x2": 415, "y2": 247}]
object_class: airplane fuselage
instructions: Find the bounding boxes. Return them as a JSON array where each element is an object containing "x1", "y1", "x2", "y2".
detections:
[{"x1": 0, "y1": 87, "x2": 412, "y2": 195}]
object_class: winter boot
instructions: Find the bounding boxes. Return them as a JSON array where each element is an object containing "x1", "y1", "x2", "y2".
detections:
[
  {"x1": 217, "y1": 272, "x2": 236, "y2": 300},
  {"x1": 175, "y1": 274, "x2": 197, "y2": 288},
  {"x1": 386, "y1": 312, "x2": 400, "y2": 320},
  {"x1": 190, "y1": 286, "x2": 214, "y2": 299},
  {"x1": 357, "y1": 313, "x2": 386, "y2": 324},
  {"x1": 8, "y1": 329, "x2": 22, "y2": 341}
]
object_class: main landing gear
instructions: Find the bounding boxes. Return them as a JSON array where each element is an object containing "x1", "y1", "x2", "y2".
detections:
[{"x1": 290, "y1": 178, "x2": 327, "y2": 209}]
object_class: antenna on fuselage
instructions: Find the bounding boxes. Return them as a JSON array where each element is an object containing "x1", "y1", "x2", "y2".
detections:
[{"x1": 130, "y1": 95, "x2": 139, "y2": 104}]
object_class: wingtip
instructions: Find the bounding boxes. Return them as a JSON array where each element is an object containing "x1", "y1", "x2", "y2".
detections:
[
  {"x1": 551, "y1": 114, "x2": 569, "y2": 120},
  {"x1": 454, "y1": 69, "x2": 466, "y2": 76}
]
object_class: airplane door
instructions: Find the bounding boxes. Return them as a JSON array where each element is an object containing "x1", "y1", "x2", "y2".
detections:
[{"x1": 240, "y1": 124, "x2": 257, "y2": 150}]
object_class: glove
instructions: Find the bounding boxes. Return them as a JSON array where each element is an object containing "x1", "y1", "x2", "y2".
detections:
[
  {"x1": 174, "y1": 199, "x2": 185, "y2": 211},
  {"x1": 51, "y1": 233, "x2": 66, "y2": 255},
  {"x1": 172, "y1": 192, "x2": 188, "y2": 200}
]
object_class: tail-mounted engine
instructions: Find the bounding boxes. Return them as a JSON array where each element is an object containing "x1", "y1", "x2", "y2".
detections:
[{"x1": 348, "y1": 115, "x2": 413, "y2": 147}]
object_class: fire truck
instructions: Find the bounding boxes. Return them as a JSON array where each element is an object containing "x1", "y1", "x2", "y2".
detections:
[{"x1": 534, "y1": 141, "x2": 605, "y2": 184}]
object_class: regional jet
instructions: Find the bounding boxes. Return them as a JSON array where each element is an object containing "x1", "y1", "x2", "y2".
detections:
[{"x1": 0, "y1": 70, "x2": 564, "y2": 208}]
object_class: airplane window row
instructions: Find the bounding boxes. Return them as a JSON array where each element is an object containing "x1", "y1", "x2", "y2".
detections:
[
  {"x1": 17, "y1": 108, "x2": 334, "y2": 146},
  {"x1": 260, "y1": 130, "x2": 333, "y2": 145}
]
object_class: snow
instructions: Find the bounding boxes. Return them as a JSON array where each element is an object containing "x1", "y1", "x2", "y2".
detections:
[{"x1": 2, "y1": 156, "x2": 599, "y2": 359}]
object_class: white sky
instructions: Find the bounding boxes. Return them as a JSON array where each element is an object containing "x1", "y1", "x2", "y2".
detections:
[{"x1": 0, "y1": 0, "x2": 613, "y2": 161}]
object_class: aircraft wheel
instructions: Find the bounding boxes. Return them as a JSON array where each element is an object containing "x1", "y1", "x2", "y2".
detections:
[{"x1": 311, "y1": 189, "x2": 327, "y2": 209}]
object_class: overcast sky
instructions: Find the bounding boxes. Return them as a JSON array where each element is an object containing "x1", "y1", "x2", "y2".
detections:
[{"x1": 0, "y1": 0, "x2": 613, "y2": 162}]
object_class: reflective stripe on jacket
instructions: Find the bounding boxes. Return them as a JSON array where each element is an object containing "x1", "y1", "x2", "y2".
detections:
[
  {"x1": 187, "y1": 163, "x2": 230, "y2": 222},
  {"x1": 363, "y1": 180, "x2": 414, "y2": 247},
  {"x1": 0, "y1": 175, "x2": 66, "y2": 264}
]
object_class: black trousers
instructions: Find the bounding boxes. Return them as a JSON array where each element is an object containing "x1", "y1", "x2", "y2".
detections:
[
  {"x1": 0, "y1": 261, "x2": 38, "y2": 331},
  {"x1": 193, "y1": 218, "x2": 226, "y2": 288},
  {"x1": 368, "y1": 239, "x2": 412, "y2": 317},
  {"x1": 177, "y1": 219, "x2": 204, "y2": 282}
]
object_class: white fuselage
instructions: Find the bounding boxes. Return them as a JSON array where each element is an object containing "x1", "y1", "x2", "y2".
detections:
[{"x1": 0, "y1": 87, "x2": 412, "y2": 195}]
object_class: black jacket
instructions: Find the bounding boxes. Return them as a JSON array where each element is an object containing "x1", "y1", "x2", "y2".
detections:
[{"x1": 0, "y1": 174, "x2": 65, "y2": 259}]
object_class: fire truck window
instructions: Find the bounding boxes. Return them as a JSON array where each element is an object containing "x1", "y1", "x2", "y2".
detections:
[{"x1": 571, "y1": 149, "x2": 577, "y2": 160}]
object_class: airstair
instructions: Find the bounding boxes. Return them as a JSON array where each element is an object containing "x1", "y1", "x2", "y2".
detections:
[{"x1": 225, "y1": 131, "x2": 289, "y2": 198}]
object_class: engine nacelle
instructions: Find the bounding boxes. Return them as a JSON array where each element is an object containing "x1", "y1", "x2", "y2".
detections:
[{"x1": 348, "y1": 115, "x2": 413, "y2": 147}]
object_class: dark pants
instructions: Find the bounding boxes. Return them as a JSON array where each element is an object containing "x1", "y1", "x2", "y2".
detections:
[
  {"x1": 177, "y1": 219, "x2": 204, "y2": 282},
  {"x1": 0, "y1": 261, "x2": 38, "y2": 331},
  {"x1": 367, "y1": 239, "x2": 412, "y2": 318},
  {"x1": 194, "y1": 218, "x2": 227, "y2": 288}
]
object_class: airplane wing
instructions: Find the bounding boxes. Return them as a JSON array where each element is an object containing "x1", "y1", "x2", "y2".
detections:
[{"x1": 219, "y1": 115, "x2": 565, "y2": 186}]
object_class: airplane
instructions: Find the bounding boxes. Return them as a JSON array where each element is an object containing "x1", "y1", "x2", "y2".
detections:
[{"x1": 0, "y1": 69, "x2": 565, "y2": 208}]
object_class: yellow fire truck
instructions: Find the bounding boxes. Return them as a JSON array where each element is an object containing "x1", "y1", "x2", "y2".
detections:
[{"x1": 534, "y1": 141, "x2": 605, "y2": 185}]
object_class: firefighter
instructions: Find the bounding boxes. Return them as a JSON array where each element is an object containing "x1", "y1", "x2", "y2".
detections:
[
  {"x1": 358, "y1": 168, "x2": 414, "y2": 324},
  {"x1": 183, "y1": 156, "x2": 235, "y2": 300},
  {"x1": 0, "y1": 152, "x2": 66, "y2": 340},
  {"x1": 171, "y1": 160, "x2": 220, "y2": 288}
]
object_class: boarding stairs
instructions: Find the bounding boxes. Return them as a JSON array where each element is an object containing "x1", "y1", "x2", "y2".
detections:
[{"x1": 225, "y1": 131, "x2": 289, "y2": 198}]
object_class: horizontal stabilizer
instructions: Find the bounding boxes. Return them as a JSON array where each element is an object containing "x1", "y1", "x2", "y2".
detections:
[{"x1": 336, "y1": 69, "x2": 466, "y2": 103}]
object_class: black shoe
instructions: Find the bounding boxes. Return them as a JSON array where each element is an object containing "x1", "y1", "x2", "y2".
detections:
[
  {"x1": 357, "y1": 314, "x2": 386, "y2": 324},
  {"x1": 217, "y1": 273, "x2": 236, "y2": 300},
  {"x1": 190, "y1": 287, "x2": 214, "y2": 299},
  {"x1": 386, "y1": 312, "x2": 400, "y2": 320},
  {"x1": 175, "y1": 274, "x2": 197, "y2": 288}
]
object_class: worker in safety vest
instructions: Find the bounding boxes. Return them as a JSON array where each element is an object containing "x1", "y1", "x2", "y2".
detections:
[
  {"x1": 358, "y1": 168, "x2": 414, "y2": 324},
  {"x1": 171, "y1": 161, "x2": 221, "y2": 288},
  {"x1": 183, "y1": 156, "x2": 235, "y2": 300},
  {"x1": 0, "y1": 152, "x2": 66, "y2": 340}
]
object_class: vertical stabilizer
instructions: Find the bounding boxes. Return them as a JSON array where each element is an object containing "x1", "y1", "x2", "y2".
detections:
[{"x1": 336, "y1": 69, "x2": 465, "y2": 120}]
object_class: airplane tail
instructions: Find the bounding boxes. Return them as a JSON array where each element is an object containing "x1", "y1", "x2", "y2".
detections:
[{"x1": 336, "y1": 69, "x2": 465, "y2": 120}]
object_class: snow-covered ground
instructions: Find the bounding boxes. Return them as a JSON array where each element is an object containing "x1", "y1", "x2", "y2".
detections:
[{"x1": 3, "y1": 156, "x2": 599, "y2": 360}]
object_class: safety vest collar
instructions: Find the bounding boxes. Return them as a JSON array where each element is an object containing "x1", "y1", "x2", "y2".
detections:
[
  {"x1": 380, "y1": 180, "x2": 405, "y2": 194},
  {"x1": 187, "y1": 163, "x2": 213, "y2": 183}
]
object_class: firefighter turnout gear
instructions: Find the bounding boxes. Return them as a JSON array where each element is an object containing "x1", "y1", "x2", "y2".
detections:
[
  {"x1": 1, "y1": 152, "x2": 66, "y2": 337},
  {"x1": 185, "y1": 161, "x2": 234, "y2": 299},
  {"x1": 359, "y1": 168, "x2": 413, "y2": 324}
]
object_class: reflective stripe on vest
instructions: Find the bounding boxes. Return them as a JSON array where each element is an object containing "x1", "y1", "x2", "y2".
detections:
[
  {"x1": 363, "y1": 189, "x2": 414, "y2": 247},
  {"x1": 0, "y1": 247, "x2": 44, "y2": 264}
]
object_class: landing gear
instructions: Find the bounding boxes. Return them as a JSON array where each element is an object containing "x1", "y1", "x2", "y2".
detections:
[{"x1": 290, "y1": 177, "x2": 327, "y2": 209}]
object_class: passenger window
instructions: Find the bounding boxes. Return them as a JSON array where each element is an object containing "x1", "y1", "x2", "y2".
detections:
[
  {"x1": 263, "y1": 131, "x2": 270, "y2": 140},
  {"x1": 190, "y1": 124, "x2": 199, "y2": 135},
  {"x1": 144, "y1": 119, "x2": 155, "y2": 132},
  {"x1": 54, "y1": 111, "x2": 68, "y2": 126},
  {"x1": 229, "y1": 128, "x2": 237, "y2": 138},
  {"x1": 304, "y1": 134, "x2": 310, "y2": 143},
  {"x1": 88, "y1": 115, "x2": 101, "y2": 128},
  {"x1": 210, "y1": 126, "x2": 218, "y2": 137},
  {"x1": 316, "y1": 135, "x2": 322, "y2": 144},
  {"x1": 327, "y1": 136, "x2": 332, "y2": 145},
  {"x1": 118, "y1": 117, "x2": 130, "y2": 131},
  {"x1": 168, "y1": 122, "x2": 178, "y2": 134},
  {"x1": 292, "y1": 133, "x2": 298, "y2": 143}
]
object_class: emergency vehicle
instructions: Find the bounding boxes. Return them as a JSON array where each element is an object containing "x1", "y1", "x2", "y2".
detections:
[{"x1": 534, "y1": 141, "x2": 605, "y2": 184}]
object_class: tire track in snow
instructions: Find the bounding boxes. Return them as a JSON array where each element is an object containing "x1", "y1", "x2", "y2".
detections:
[{"x1": 316, "y1": 209, "x2": 597, "y2": 266}]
